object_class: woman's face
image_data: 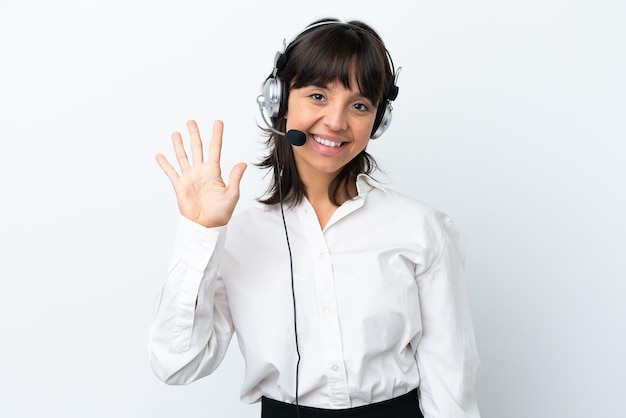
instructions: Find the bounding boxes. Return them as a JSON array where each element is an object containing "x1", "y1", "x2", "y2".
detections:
[{"x1": 285, "y1": 75, "x2": 377, "y2": 184}]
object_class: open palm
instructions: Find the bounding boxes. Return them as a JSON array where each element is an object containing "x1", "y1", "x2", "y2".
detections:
[{"x1": 156, "y1": 120, "x2": 247, "y2": 228}]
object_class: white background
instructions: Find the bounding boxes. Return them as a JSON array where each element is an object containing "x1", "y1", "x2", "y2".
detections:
[{"x1": 1, "y1": 0, "x2": 624, "y2": 417}]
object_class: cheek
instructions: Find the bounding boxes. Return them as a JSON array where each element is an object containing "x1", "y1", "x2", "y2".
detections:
[
  {"x1": 356, "y1": 116, "x2": 376, "y2": 140},
  {"x1": 284, "y1": 100, "x2": 310, "y2": 129}
]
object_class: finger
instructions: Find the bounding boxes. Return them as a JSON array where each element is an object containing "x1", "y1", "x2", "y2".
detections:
[
  {"x1": 187, "y1": 120, "x2": 204, "y2": 165},
  {"x1": 155, "y1": 153, "x2": 180, "y2": 184},
  {"x1": 226, "y1": 162, "x2": 248, "y2": 198},
  {"x1": 171, "y1": 131, "x2": 190, "y2": 171},
  {"x1": 208, "y1": 120, "x2": 224, "y2": 172}
]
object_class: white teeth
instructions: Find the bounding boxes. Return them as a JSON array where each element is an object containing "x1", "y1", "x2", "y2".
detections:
[{"x1": 313, "y1": 135, "x2": 342, "y2": 147}]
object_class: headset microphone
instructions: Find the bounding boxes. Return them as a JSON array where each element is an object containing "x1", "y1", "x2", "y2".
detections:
[{"x1": 285, "y1": 130, "x2": 306, "y2": 146}]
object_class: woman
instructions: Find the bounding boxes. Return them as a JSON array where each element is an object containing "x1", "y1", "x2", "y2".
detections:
[{"x1": 149, "y1": 18, "x2": 481, "y2": 418}]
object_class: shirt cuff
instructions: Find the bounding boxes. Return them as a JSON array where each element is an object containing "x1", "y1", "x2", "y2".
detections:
[{"x1": 173, "y1": 215, "x2": 226, "y2": 273}]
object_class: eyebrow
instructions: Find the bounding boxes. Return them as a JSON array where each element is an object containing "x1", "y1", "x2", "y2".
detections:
[{"x1": 304, "y1": 83, "x2": 374, "y2": 102}]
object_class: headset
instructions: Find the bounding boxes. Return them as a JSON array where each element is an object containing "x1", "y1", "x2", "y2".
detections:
[{"x1": 256, "y1": 20, "x2": 401, "y2": 142}]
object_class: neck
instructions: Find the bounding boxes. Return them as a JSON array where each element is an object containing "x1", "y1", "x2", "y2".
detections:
[
  {"x1": 302, "y1": 174, "x2": 357, "y2": 229},
  {"x1": 303, "y1": 171, "x2": 357, "y2": 203}
]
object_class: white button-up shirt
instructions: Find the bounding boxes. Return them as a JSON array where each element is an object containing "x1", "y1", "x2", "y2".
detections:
[{"x1": 149, "y1": 175, "x2": 481, "y2": 417}]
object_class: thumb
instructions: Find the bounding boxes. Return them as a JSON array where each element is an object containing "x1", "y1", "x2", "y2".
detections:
[{"x1": 227, "y1": 162, "x2": 248, "y2": 196}]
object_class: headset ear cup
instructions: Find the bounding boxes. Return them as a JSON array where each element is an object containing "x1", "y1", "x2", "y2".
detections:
[
  {"x1": 371, "y1": 103, "x2": 392, "y2": 139},
  {"x1": 279, "y1": 78, "x2": 288, "y2": 118},
  {"x1": 261, "y1": 77, "x2": 284, "y2": 118}
]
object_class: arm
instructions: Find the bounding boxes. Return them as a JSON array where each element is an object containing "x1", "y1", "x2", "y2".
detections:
[
  {"x1": 415, "y1": 212, "x2": 481, "y2": 417},
  {"x1": 148, "y1": 216, "x2": 232, "y2": 384},
  {"x1": 148, "y1": 120, "x2": 247, "y2": 384}
]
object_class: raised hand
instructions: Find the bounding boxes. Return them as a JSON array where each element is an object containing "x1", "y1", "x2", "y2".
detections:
[{"x1": 155, "y1": 120, "x2": 247, "y2": 228}]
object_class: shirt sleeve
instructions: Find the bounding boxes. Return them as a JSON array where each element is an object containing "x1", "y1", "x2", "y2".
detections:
[
  {"x1": 148, "y1": 216, "x2": 234, "y2": 385},
  {"x1": 415, "y1": 212, "x2": 481, "y2": 417}
]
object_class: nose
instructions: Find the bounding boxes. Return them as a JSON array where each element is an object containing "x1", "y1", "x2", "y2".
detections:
[{"x1": 323, "y1": 102, "x2": 348, "y2": 132}]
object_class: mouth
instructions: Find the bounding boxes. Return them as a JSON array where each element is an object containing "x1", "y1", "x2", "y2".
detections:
[{"x1": 312, "y1": 135, "x2": 344, "y2": 148}]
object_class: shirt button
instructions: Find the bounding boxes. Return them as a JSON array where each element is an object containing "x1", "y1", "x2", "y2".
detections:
[
  {"x1": 318, "y1": 252, "x2": 326, "y2": 260},
  {"x1": 331, "y1": 364, "x2": 340, "y2": 373},
  {"x1": 324, "y1": 306, "x2": 332, "y2": 315}
]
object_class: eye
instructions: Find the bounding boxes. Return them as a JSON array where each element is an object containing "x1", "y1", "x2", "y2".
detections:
[
  {"x1": 353, "y1": 103, "x2": 369, "y2": 112},
  {"x1": 309, "y1": 93, "x2": 325, "y2": 101}
]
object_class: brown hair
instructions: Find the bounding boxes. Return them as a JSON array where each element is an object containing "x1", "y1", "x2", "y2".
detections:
[{"x1": 257, "y1": 19, "x2": 395, "y2": 206}]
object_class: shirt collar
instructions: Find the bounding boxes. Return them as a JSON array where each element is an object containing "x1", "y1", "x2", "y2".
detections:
[{"x1": 355, "y1": 173, "x2": 386, "y2": 198}]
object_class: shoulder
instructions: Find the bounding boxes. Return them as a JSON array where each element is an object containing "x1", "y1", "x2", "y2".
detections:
[
  {"x1": 220, "y1": 205, "x2": 280, "y2": 255},
  {"x1": 361, "y1": 178, "x2": 441, "y2": 225},
  {"x1": 229, "y1": 203, "x2": 279, "y2": 227},
  {"x1": 358, "y1": 174, "x2": 432, "y2": 211},
  {"x1": 360, "y1": 177, "x2": 464, "y2": 256}
]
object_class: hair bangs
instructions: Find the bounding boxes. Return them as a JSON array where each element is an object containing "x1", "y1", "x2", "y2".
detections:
[{"x1": 286, "y1": 26, "x2": 388, "y2": 107}]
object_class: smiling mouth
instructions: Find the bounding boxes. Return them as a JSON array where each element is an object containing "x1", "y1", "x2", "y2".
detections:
[{"x1": 312, "y1": 135, "x2": 344, "y2": 148}]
